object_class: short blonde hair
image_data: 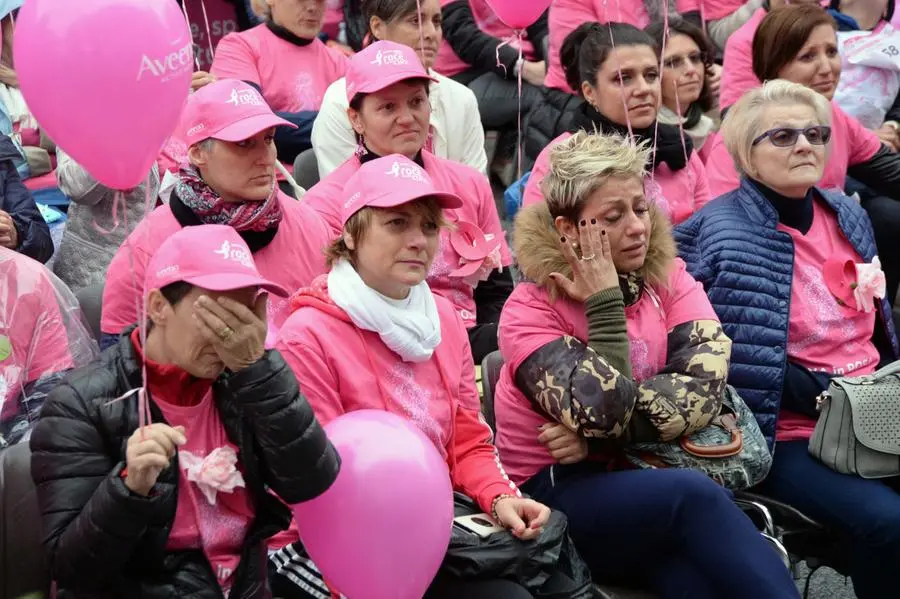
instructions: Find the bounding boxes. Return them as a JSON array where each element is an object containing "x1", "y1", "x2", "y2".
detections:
[
  {"x1": 324, "y1": 198, "x2": 448, "y2": 267},
  {"x1": 540, "y1": 130, "x2": 650, "y2": 223},
  {"x1": 721, "y1": 79, "x2": 831, "y2": 178}
]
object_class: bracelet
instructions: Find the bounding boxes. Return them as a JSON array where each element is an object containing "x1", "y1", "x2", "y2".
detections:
[{"x1": 491, "y1": 494, "x2": 517, "y2": 522}]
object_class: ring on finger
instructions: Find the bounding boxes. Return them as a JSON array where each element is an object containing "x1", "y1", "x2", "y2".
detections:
[
  {"x1": 580, "y1": 254, "x2": 596, "y2": 261},
  {"x1": 219, "y1": 326, "x2": 235, "y2": 341}
]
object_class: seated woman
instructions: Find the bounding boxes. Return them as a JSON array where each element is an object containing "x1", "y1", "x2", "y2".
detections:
[
  {"x1": 274, "y1": 155, "x2": 550, "y2": 599},
  {"x1": 543, "y1": 0, "x2": 703, "y2": 94},
  {"x1": 522, "y1": 23, "x2": 711, "y2": 226},
  {"x1": 211, "y1": 0, "x2": 350, "y2": 170},
  {"x1": 30, "y1": 224, "x2": 339, "y2": 598},
  {"x1": 705, "y1": 4, "x2": 900, "y2": 302},
  {"x1": 0, "y1": 248, "x2": 97, "y2": 449},
  {"x1": 101, "y1": 80, "x2": 332, "y2": 351},
  {"x1": 675, "y1": 80, "x2": 900, "y2": 599},
  {"x1": 717, "y1": 0, "x2": 820, "y2": 111},
  {"x1": 54, "y1": 149, "x2": 160, "y2": 293},
  {"x1": 312, "y1": 0, "x2": 487, "y2": 177},
  {"x1": 0, "y1": 135, "x2": 51, "y2": 263},
  {"x1": 304, "y1": 41, "x2": 512, "y2": 363},
  {"x1": 493, "y1": 130, "x2": 799, "y2": 599},
  {"x1": 645, "y1": 19, "x2": 719, "y2": 158}
]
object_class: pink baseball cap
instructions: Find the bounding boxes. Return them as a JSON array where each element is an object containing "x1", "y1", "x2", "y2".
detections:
[
  {"x1": 345, "y1": 40, "x2": 438, "y2": 102},
  {"x1": 145, "y1": 224, "x2": 288, "y2": 297},
  {"x1": 340, "y1": 155, "x2": 463, "y2": 225},
  {"x1": 182, "y1": 79, "x2": 295, "y2": 147}
]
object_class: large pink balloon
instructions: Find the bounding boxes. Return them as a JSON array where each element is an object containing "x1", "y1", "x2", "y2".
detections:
[
  {"x1": 485, "y1": 0, "x2": 551, "y2": 30},
  {"x1": 294, "y1": 410, "x2": 454, "y2": 599},
  {"x1": 15, "y1": 0, "x2": 192, "y2": 190}
]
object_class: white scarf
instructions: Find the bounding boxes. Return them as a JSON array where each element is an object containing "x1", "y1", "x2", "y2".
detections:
[{"x1": 328, "y1": 259, "x2": 441, "y2": 363}]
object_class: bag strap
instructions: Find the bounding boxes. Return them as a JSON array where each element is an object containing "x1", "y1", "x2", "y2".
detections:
[
  {"x1": 837, "y1": 359, "x2": 900, "y2": 385},
  {"x1": 679, "y1": 412, "x2": 744, "y2": 458}
]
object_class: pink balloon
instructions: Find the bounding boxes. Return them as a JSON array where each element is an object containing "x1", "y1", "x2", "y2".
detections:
[
  {"x1": 15, "y1": 0, "x2": 192, "y2": 190},
  {"x1": 294, "y1": 410, "x2": 454, "y2": 599},
  {"x1": 485, "y1": 0, "x2": 551, "y2": 30}
]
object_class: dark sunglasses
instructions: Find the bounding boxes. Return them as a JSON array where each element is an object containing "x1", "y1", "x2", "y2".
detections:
[{"x1": 752, "y1": 125, "x2": 832, "y2": 147}]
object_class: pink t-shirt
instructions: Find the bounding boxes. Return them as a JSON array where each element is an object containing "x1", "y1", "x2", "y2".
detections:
[
  {"x1": 211, "y1": 24, "x2": 349, "y2": 112},
  {"x1": 0, "y1": 252, "x2": 73, "y2": 423},
  {"x1": 704, "y1": 103, "x2": 882, "y2": 197},
  {"x1": 434, "y1": 0, "x2": 537, "y2": 77},
  {"x1": 774, "y1": 200, "x2": 879, "y2": 442},
  {"x1": 494, "y1": 258, "x2": 719, "y2": 483},
  {"x1": 545, "y1": 0, "x2": 654, "y2": 93},
  {"x1": 302, "y1": 152, "x2": 512, "y2": 327},
  {"x1": 100, "y1": 194, "x2": 332, "y2": 342},
  {"x1": 719, "y1": 7, "x2": 765, "y2": 110},
  {"x1": 157, "y1": 389, "x2": 255, "y2": 592},
  {"x1": 780, "y1": 200, "x2": 879, "y2": 377},
  {"x1": 523, "y1": 132, "x2": 711, "y2": 224},
  {"x1": 184, "y1": 0, "x2": 239, "y2": 71}
]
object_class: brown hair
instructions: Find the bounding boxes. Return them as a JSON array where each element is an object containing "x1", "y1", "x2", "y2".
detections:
[
  {"x1": 324, "y1": 197, "x2": 449, "y2": 267},
  {"x1": 752, "y1": 5, "x2": 837, "y2": 82}
]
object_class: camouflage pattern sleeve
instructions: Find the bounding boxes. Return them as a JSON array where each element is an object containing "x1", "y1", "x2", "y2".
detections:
[
  {"x1": 636, "y1": 320, "x2": 732, "y2": 441},
  {"x1": 514, "y1": 320, "x2": 731, "y2": 441},
  {"x1": 514, "y1": 336, "x2": 638, "y2": 439}
]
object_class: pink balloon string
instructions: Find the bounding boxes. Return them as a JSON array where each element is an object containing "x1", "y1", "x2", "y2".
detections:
[
  {"x1": 197, "y1": 0, "x2": 216, "y2": 62},
  {"x1": 91, "y1": 189, "x2": 123, "y2": 235},
  {"x1": 181, "y1": 0, "x2": 204, "y2": 70},
  {"x1": 493, "y1": 31, "x2": 526, "y2": 182}
]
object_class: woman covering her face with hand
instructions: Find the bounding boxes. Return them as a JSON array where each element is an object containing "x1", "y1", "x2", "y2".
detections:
[
  {"x1": 272, "y1": 155, "x2": 552, "y2": 599},
  {"x1": 493, "y1": 130, "x2": 799, "y2": 599},
  {"x1": 31, "y1": 224, "x2": 339, "y2": 598},
  {"x1": 304, "y1": 41, "x2": 512, "y2": 363},
  {"x1": 522, "y1": 22, "x2": 711, "y2": 226}
]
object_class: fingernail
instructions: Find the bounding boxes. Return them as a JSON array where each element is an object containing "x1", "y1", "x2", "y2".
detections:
[
  {"x1": 590, "y1": 218, "x2": 597, "y2": 225},
  {"x1": 579, "y1": 219, "x2": 586, "y2": 226},
  {"x1": 602, "y1": 230, "x2": 607, "y2": 236},
  {"x1": 559, "y1": 236, "x2": 566, "y2": 242}
]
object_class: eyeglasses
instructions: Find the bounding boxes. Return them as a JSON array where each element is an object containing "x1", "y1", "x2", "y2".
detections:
[
  {"x1": 751, "y1": 125, "x2": 832, "y2": 147},
  {"x1": 662, "y1": 52, "x2": 707, "y2": 70}
]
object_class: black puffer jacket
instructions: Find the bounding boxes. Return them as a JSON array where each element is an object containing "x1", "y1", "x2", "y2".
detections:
[
  {"x1": 524, "y1": 88, "x2": 582, "y2": 165},
  {"x1": 30, "y1": 330, "x2": 340, "y2": 599}
]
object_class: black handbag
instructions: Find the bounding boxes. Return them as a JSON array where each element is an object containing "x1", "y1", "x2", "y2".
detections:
[{"x1": 443, "y1": 493, "x2": 595, "y2": 599}]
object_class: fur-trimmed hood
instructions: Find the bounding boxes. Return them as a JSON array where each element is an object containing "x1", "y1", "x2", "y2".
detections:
[{"x1": 513, "y1": 201, "x2": 677, "y2": 299}]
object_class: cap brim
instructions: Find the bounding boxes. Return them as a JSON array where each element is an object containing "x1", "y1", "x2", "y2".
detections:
[
  {"x1": 183, "y1": 272, "x2": 290, "y2": 298},
  {"x1": 367, "y1": 189, "x2": 464, "y2": 212},
  {"x1": 352, "y1": 72, "x2": 440, "y2": 99},
  {"x1": 212, "y1": 113, "x2": 297, "y2": 142}
]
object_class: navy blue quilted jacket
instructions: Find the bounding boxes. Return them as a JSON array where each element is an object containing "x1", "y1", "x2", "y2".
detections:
[{"x1": 674, "y1": 178, "x2": 899, "y2": 448}]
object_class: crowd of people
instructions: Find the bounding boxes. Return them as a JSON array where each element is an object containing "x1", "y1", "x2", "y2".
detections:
[{"x1": 4, "y1": 0, "x2": 900, "y2": 597}]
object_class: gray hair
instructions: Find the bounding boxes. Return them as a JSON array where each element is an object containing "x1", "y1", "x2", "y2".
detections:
[{"x1": 721, "y1": 79, "x2": 831, "y2": 178}]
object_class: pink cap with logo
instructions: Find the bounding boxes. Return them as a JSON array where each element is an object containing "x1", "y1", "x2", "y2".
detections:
[
  {"x1": 340, "y1": 155, "x2": 463, "y2": 225},
  {"x1": 145, "y1": 224, "x2": 288, "y2": 297},
  {"x1": 345, "y1": 40, "x2": 439, "y2": 102},
  {"x1": 182, "y1": 79, "x2": 296, "y2": 147}
]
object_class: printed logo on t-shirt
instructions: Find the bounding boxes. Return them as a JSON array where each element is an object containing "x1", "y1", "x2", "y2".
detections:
[
  {"x1": 226, "y1": 87, "x2": 264, "y2": 107},
  {"x1": 384, "y1": 161, "x2": 427, "y2": 183},
  {"x1": 371, "y1": 49, "x2": 409, "y2": 67},
  {"x1": 291, "y1": 72, "x2": 318, "y2": 112},
  {"x1": 214, "y1": 240, "x2": 254, "y2": 269}
]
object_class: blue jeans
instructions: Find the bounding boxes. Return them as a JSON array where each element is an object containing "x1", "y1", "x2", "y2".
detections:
[
  {"x1": 758, "y1": 440, "x2": 900, "y2": 599},
  {"x1": 521, "y1": 465, "x2": 799, "y2": 599}
]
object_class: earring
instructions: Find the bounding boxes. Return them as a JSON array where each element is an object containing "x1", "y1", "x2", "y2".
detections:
[{"x1": 354, "y1": 139, "x2": 368, "y2": 159}]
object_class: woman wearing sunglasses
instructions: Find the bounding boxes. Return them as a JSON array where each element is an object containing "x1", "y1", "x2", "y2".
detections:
[
  {"x1": 704, "y1": 4, "x2": 900, "y2": 302},
  {"x1": 676, "y1": 79, "x2": 900, "y2": 599}
]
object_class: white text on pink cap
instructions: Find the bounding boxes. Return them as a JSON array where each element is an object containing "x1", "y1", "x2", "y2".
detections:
[
  {"x1": 214, "y1": 240, "x2": 254, "y2": 268},
  {"x1": 371, "y1": 49, "x2": 409, "y2": 67},
  {"x1": 384, "y1": 161, "x2": 427, "y2": 183},
  {"x1": 226, "y1": 88, "x2": 265, "y2": 107}
]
